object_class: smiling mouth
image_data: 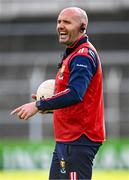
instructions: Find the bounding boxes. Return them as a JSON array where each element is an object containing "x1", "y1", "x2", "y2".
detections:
[{"x1": 59, "y1": 32, "x2": 68, "y2": 39}]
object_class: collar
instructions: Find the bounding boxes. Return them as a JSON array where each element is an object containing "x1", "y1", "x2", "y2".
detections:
[
  {"x1": 64, "y1": 35, "x2": 88, "y2": 58},
  {"x1": 57, "y1": 35, "x2": 88, "y2": 69}
]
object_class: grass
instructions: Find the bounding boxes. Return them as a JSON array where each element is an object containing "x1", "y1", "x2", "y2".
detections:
[
  {"x1": 0, "y1": 170, "x2": 48, "y2": 180},
  {"x1": 0, "y1": 170, "x2": 129, "y2": 180},
  {"x1": 92, "y1": 170, "x2": 129, "y2": 180}
]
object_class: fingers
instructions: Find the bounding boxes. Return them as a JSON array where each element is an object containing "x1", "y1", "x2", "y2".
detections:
[
  {"x1": 11, "y1": 108, "x2": 29, "y2": 120},
  {"x1": 17, "y1": 108, "x2": 27, "y2": 120},
  {"x1": 31, "y1": 94, "x2": 37, "y2": 100},
  {"x1": 10, "y1": 106, "x2": 22, "y2": 115},
  {"x1": 10, "y1": 102, "x2": 37, "y2": 120},
  {"x1": 10, "y1": 105, "x2": 28, "y2": 120}
]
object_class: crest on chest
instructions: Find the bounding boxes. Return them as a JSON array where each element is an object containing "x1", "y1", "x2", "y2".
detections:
[{"x1": 58, "y1": 65, "x2": 65, "y2": 80}]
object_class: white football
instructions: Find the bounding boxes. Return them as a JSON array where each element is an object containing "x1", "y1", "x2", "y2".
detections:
[{"x1": 36, "y1": 79, "x2": 55, "y2": 101}]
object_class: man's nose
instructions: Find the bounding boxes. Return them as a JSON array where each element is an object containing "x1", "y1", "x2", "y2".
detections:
[{"x1": 57, "y1": 22, "x2": 65, "y2": 30}]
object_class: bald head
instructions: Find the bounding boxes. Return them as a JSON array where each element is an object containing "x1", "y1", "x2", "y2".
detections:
[
  {"x1": 57, "y1": 7, "x2": 88, "y2": 46},
  {"x1": 59, "y1": 7, "x2": 88, "y2": 29}
]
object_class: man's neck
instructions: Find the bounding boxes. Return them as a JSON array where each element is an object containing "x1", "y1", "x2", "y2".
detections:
[{"x1": 66, "y1": 34, "x2": 87, "y2": 48}]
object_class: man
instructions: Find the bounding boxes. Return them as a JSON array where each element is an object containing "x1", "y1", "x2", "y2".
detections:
[{"x1": 11, "y1": 7, "x2": 105, "y2": 180}]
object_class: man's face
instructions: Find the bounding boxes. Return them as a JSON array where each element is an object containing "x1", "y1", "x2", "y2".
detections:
[{"x1": 56, "y1": 10, "x2": 81, "y2": 46}]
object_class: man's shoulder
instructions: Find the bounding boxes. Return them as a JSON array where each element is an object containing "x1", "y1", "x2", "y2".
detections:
[{"x1": 73, "y1": 46, "x2": 97, "y2": 61}]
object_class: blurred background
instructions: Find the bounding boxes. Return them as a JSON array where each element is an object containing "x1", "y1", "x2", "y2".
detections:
[{"x1": 0, "y1": 0, "x2": 129, "y2": 173}]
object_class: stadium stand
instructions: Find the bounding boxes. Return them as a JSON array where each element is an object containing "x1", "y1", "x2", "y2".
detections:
[{"x1": 0, "y1": 0, "x2": 129, "y2": 140}]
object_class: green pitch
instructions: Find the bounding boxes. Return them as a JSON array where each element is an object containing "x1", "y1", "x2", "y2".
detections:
[{"x1": 0, "y1": 170, "x2": 129, "y2": 180}]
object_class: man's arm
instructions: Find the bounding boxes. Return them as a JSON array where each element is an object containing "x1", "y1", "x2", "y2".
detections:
[
  {"x1": 36, "y1": 55, "x2": 98, "y2": 111},
  {"x1": 11, "y1": 55, "x2": 98, "y2": 120}
]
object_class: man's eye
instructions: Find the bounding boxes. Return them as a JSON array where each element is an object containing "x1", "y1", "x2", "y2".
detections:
[
  {"x1": 64, "y1": 21, "x2": 71, "y2": 24},
  {"x1": 57, "y1": 20, "x2": 61, "y2": 24}
]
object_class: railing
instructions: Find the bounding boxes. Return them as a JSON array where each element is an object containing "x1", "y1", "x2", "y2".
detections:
[
  {"x1": 0, "y1": 0, "x2": 129, "y2": 19},
  {"x1": 0, "y1": 51, "x2": 129, "y2": 139}
]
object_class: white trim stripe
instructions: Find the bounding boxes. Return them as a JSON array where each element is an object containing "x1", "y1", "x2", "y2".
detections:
[
  {"x1": 70, "y1": 172, "x2": 78, "y2": 180},
  {"x1": 78, "y1": 48, "x2": 85, "y2": 53}
]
